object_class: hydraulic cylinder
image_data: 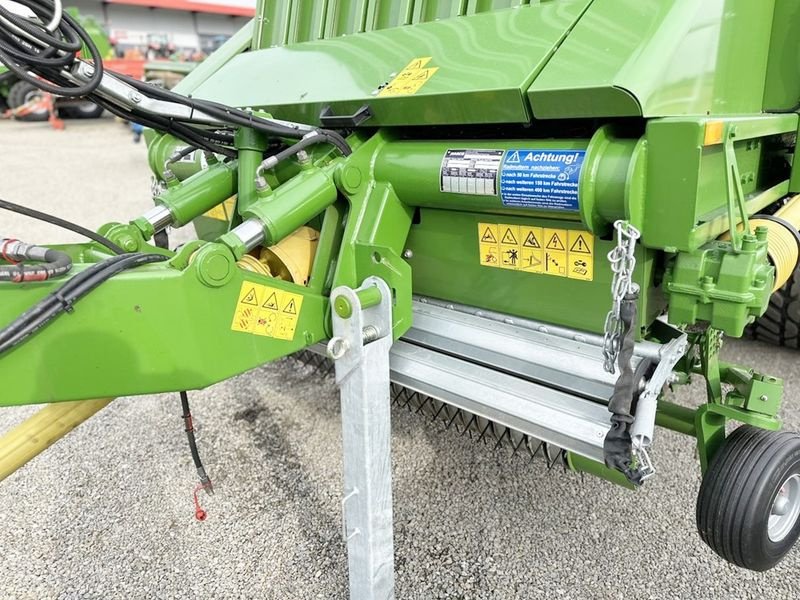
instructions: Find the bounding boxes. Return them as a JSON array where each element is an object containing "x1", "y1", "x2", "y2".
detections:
[{"x1": 140, "y1": 160, "x2": 238, "y2": 234}]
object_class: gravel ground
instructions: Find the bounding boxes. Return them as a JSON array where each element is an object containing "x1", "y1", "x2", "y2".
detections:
[{"x1": 0, "y1": 118, "x2": 799, "y2": 599}]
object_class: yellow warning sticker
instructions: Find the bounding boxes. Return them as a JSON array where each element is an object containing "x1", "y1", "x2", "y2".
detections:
[
  {"x1": 230, "y1": 282, "x2": 304, "y2": 341},
  {"x1": 499, "y1": 224, "x2": 520, "y2": 270},
  {"x1": 567, "y1": 230, "x2": 594, "y2": 281},
  {"x1": 477, "y1": 223, "x2": 594, "y2": 281},
  {"x1": 478, "y1": 223, "x2": 500, "y2": 267},
  {"x1": 519, "y1": 226, "x2": 543, "y2": 273},
  {"x1": 543, "y1": 228, "x2": 567, "y2": 277},
  {"x1": 204, "y1": 196, "x2": 237, "y2": 221},
  {"x1": 378, "y1": 57, "x2": 439, "y2": 97}
]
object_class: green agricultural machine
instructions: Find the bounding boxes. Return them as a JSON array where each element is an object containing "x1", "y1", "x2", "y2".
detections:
[{"x1": 3, "y1": 0, "x2": 800, "y2": 595}]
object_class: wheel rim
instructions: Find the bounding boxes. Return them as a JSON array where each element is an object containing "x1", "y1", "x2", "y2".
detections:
[
  {"x1": 22, "y1": 89, "x2": 47, "y2": 115},
  {"x1": 768, "y1": 473, "x2": 800, "y2": 543}
]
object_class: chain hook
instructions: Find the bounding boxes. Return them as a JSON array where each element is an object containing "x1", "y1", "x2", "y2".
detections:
[{"x1": 602, "y1": 220, "x2": 642, "y2": 374}]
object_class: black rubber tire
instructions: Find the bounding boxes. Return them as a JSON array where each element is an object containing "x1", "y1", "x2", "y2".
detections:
[
  {"x1": 58, "y1": 102, "x2": 104, "y2": 119},
  {"x1": 750, "y1": 267, "x2": 800, "y2": 348},
  {"x1": 6, "y1": 80, "x2": 48, "y2": 122},
  {"x1": 696, "y1": 425, "x2": 800, "y2": 571}
]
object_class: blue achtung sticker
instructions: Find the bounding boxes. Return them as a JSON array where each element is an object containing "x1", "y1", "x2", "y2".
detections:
[{"x1": 499, "y1": 149, "x2": 585, "y2": 211}]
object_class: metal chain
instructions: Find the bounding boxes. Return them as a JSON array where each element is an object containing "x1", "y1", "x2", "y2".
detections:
[{"x1": 602, "y1": 220, "x2": 641, "y2": 374}]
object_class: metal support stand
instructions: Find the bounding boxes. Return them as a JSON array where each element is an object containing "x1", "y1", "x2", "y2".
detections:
[{"x1": 327, "y1": 277, "x2": 395, "y2": 600}]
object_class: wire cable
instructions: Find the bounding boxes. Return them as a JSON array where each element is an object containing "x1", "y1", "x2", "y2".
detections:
[
  {"x1": 0, "y1": 197, "x2": 126, "y2": 255},
  {"x1": 0, "y1": 252, "x2": 167, "y2": 356}
]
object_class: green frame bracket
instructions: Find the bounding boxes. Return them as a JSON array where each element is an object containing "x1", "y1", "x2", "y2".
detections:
[
  {"x1": 723, "y1": 124, "x2": 751, "y2": 252},
  {"x1": 691, "y1": 328, "x2": 784, "y2": 471},
  {"x1": 695, "y1": 403, "x2": 781, "y2": 472}
]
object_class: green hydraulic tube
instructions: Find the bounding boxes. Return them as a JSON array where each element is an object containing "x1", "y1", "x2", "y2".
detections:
[
  {"x1": 153, "y1": 160, "x2": 239, "y2": 229},
  {"x1": 372, "y1": 126, "x2": 643, "y2": 233},
  {"x1": 225, "y1": 164, "x2": 340, "y2": 255},
  {"x1": 235, "y1": 128, "x2": 268, "y2": 213}
]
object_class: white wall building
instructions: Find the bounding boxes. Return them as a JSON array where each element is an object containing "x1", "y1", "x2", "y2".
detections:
[{"x1": 49, "y1": 0, "x2": 253, "y2": 53}]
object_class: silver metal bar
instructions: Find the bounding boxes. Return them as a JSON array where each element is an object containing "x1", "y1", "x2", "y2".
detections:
[
  {"x1": 415, "y1": 295, "x2": 664, "y2": 361},
  {"x1": 329, "y1": 278, "x2": 395, "y2": 600},
  {"x1": 230, "y1": 219, "x2": 265, "y2": 252},
  {"x1": 70, "y1": 61, "x2": 314, "y2": 133},
  {"x1": 391, "y1": 341, "x2": 611, "y2": 462},
  {"x1": 407, "y1": 300, "x2": 641, "y2": 402},
  {"x1": 631, "y1": 333, "x2": 689, "y2": 450},
  {"x1": 312, "y1": 299, "x2": 685, "y2": 481},
  {"x1": 141, "y1": 205, "x2": 173, "y2": 232}
]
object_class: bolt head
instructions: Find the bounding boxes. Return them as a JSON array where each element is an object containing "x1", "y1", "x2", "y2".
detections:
[{"x1": 334, "y1": 295, "x2": 353, "y2": 319}]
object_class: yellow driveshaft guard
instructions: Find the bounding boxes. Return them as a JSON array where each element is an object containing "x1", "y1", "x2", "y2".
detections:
[{"x1": 0, "y1": 399, "x2": 112, "y2": 482}]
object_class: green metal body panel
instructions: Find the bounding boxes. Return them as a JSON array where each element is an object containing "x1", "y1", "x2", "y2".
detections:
[
  {"x1": 405, "y1": 209, "x2": 663, "y2": 334},
  {"x1": 192, "y1": 0, "x2": 783, "y2": 126},
  {"x1": 192, "y1": 2, "x2": 593, "y2": 126},
  {"x1": 529, "y1": 0, "x2": 776, "y2": 118},
  {"x1": 763, "y1": 0, "x2": 800, "y2": 112},
  {"x1": 642, "y1": 115, "x2": 797, "y2": 252},
  {"x1": 254, "y1": 0, "x2": 543, "y2": 49}
]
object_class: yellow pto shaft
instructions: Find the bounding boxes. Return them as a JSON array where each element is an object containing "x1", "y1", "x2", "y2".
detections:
[{"x1": 0, "y1": 399, "x2": 112, "y2": 482}]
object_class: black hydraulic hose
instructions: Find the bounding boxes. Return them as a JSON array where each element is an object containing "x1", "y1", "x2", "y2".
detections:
[
  {"x1": 0, "y1": 252, "x2": 167, "y2": 356},
  {"x1": 112, "y1": 73, "x2": 352, "y2": 156},
  {"x1": 0, "y1": 0, "x2": 104, "y2": 97},
  {"x1": 180, "y1": 391, "x2": 212, "y2": 489},
  {"x1": 268, "y1": 133, "x2": 335, "y2": 166},
  {"x1": 0, "y1": 197, "x2": 126, "y2": 255},
  {"x1": 95, "y1": 97, "x2": 236, "y2": 158},
  {"x1": 0, "y1": 239, "x2": 72, "y2": 282},
  {"x1": 0, "y1": 252, "x2": 132, "y2": 345},
  {"x1": 0, "y1": 3, "x2": 350, "y2": 162}
]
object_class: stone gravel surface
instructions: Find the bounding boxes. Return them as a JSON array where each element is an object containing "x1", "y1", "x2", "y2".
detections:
[{"x1": 0, "y1": 119, "x2": 798, "y2": 599}]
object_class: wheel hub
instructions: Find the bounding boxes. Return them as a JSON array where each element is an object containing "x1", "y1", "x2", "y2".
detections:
[{"x1": 769, "y1": 474, "x2": 800, "y2": 542}]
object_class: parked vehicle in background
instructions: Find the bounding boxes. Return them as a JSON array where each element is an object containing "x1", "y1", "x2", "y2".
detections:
[{"x1": 0, "y1": 8, "x2": 197, "y2": 121}]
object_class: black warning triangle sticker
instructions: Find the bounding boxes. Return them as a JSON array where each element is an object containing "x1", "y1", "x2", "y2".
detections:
[
  {"x1": 481, "y1": 227, "x2": 497, "y2": 243},
  {"x1": 501, "y1": 228, "x2": 518, "y2": 245},
  {"x1": 263, "y1": 291, "x2": 279, "y2": 310},
  {"x1": 569, "y1": 234, "x2": 592, "y2": 255},
  {"x1": 523, "y1": 230, "x2": 541, "y2": 249},
  {"x1": 241, "y1": 287, "x2": 259, "y2": 306},
  {"x1": 283, "y1": 299, "x2": 297, "y2": 315},
  {"x1": 546, "y1": 232, "x2": 565, "y2": 251}
]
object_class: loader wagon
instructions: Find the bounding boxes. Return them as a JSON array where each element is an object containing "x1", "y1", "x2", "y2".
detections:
[{"x1": 2, "y1": 0, "x2": 800, "y2": 597}]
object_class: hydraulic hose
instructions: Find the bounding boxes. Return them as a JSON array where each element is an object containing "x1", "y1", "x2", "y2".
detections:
[
  {"x1": 0, "y1": 239, "x2": 72, "y2": 282},
  {"x1": 0, "y1": 0, "x2": 104, "y2": 97},
  {"x1": 0, "y1": 252, "x2": 167, "y2": 356},
  {"x1": 0, "y1": 197, "x2": 126, "y2": 255}
]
